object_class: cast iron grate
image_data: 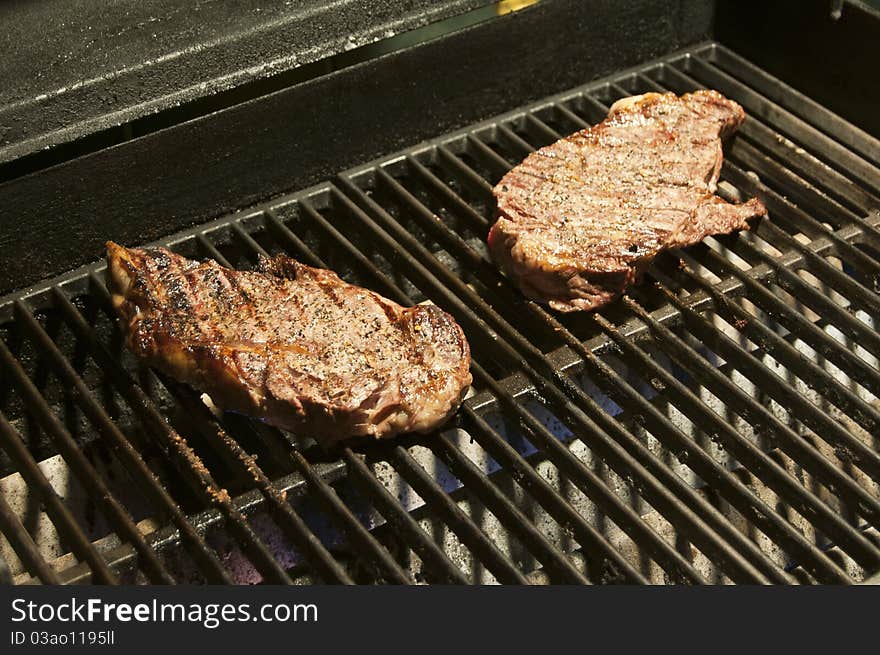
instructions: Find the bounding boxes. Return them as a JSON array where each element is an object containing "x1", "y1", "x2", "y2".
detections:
[{"x1": 1, "y1": 42, "x2": 879, "y2": 585}]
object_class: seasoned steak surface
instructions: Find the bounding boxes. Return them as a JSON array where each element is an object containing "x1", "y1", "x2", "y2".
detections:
[
  {"x1": 106, "y1": 243, "x2": 471, "y2": 446},
  {"x1": 489, "y1": 90, "x2": 767, "y2": 312}
]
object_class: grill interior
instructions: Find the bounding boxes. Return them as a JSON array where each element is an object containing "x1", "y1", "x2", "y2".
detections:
[{"x1": 1, "y1": 42, "x2": 879, "y2": 585}]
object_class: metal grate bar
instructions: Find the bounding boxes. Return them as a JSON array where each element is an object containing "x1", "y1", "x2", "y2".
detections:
[
  {"x1": 289, "y1": 450, "x2": 413, "y2": 584},
  {"x1": 657, "y1": 282, "x2": 880, "y2": 528},
  {"x1": 240, "y1": 202, "x2": 585, "y2": 583},
  {"x1": 496, "y1": 111, "x2": 876, "y2": 580},
  {"x1": 341, "y1": 448, "x2": 469, "y2": 584},
  {"x1": 576, "y1": 93, "x2": 613, "y2": 123},
  {"x1": 0, "y1": 411, "x2": 118, "y2": 583},
  {"x1": 362, "y1": 163, "x2": 711, "y2": 582},
  {"x1": 260, "y1": 202, "x2": 537, "y2": 584},
  {"x1": 728, "y1": 138, "x2": 880, "y2": 247},
  {"x1": 467, "y1": 362, "x2": 704, "y2": 585},
  {"x1": 403, "y1": 131, "x2": 813, "y2": 583},
  {"x1": 553, "y1": 102, "x2": 590, "y2": 130},
  {"x1": 524, "y1": 113, "x2": 564, "y2": 145},
  {"x1": 224, "y1": 218, "x2": 458, "y2": 584},
  {"x1": 460, "y1": 404, "x2": 664, "y2": 584},
  {"x1": 637, "y1": 69, "x2": 867, "y2": 217},
  {"x1": 610, "y1": 74, "x2": 879, "y2": 278},
  {"x1": 334, "y1": 176, "x2": 775, "y2": 583},
  {"x1": 680, "y1": 244, "x2": 880, "y2": 433},
  {"x1": 679, "y1": 55, "x2": 880, "y2": 194},
  {"x1": 495, "y1": 124, "x2": 536, "y2": 160},
  {"x1": 608, "y1": 82, "x2": 631, "y2": 99},
  {"x1": 466, "y1": 135, "x2": 516, "y2": 183},
  {"x1": 621, "y1": 297, "x2": 880, "y2": 572},
  {"x1": 12, "y1": 301, "x2": 233, "y2": 584},
  {"x1": 264, "y1": 209, "x2": 327, "y2": 268},
  {"x1": 170, "y1": 231, "x2": 382, "y2": 583},
  {"x1": 652, "y1": 65, "x2": 879, "y2": 284},
  {"x1": 371, "y1": 166, "x2": 547, "y2": 336},
  {"x1": 195, "y1": 235, "x2": 236, "y2": 269},
  {"x1": 430, "y1": 427, "x2": 590, "y2": 584},
  {"x1": 643, "y1": 64, "x2": 880, "y2": 217},
  {"x1": 222, "y1": 411, "x2": 297, "y2": 478},
  {"x1": 722, "y1": 162, "x2": 878, "y2": 277},
  {"x1": 564, "y1": 313, "x2": 830, "y2": 583},
  {"x1": 155, "y1": 376, "x2": 355, "y2": 585},
  {"x1": 0, "y1": 337, "x2": 175, "y2": 583},
  {"x1": 721, "y1": 169, "x2": 880, "y2": 314},
  {"x1": 640, "y1": 65, "x2": 880, "y2": 314},
  {"x1": 376, "y1": 156, "x2": 789, "y2": 582},
  {"x1": 386, "y1": 444, "x2": 530, "y2": 584},
  {"x1": 736, "y1": 119, "x2": 880, "y2": 221},
  {"x1": 436, "y1": 144, "x2": 494, "y2": 199},
  {"x1": 654, "y1": 273, "x2": 880, "y2": 496},
  {"x1": 465, "y1": 134, "x2": 521, "y2": 178},
  {"x1": 719, "y1": 233, "x2": 880, "y2": 361},
  {"x1": 725, "y1": 226, "x2": 875, "y2": 364},
  {"x1": 407, "y1": 157, "x2": 490, "y2": 232},
  {"x1": 0, "y1": 484, "x2": 62, "y2": 583},
  {"x1": 591, "y1": 313, "x2": 852, "y2": 584},
  {"x1": 51, "y1": 287, "x2": 295, "y2": 584},
  {"x1": 295, "y1": 200, "x2": 412, "y2": 304},
  {"x1": 706, "y1": 46, "x2": 880, "y2": 166}
]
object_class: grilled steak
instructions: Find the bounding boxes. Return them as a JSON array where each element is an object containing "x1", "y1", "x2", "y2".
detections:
[
  {"x1": 489, "y1": 90, "x2": 767, "y2": 312},
  {"x1": 106, "y1": 243, "x2": 472, "y2": 447}
]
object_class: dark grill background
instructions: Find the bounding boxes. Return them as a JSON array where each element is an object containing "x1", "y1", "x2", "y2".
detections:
[{"x1": 1, "y1": 42, "x2": 879, "y2": 585}]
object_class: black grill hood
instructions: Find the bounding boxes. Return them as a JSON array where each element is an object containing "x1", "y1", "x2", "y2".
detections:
[{"x1": 0, "y1": 0, "x2": 496, "y2": 166}]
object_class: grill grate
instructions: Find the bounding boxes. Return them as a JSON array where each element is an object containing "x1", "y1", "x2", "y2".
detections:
[{"x1": 1, "y1": 42, "x2": 879, "y2": 585}]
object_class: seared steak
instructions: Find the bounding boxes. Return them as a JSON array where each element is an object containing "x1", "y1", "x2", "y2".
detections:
[
  {"x1": 489, "y1": 90, "x2": 767, "y2": 312},
  {"x1": 106, "y1": 243, "x2": 472, "y2": 447}
]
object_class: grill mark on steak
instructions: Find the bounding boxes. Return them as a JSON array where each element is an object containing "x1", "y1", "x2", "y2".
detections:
[
  {"x1": 106, "y1": 242, "x2": 472, "y2": 447},
  {"x1": 489, "y1": 90, "x2": 767, "y2": 312}
]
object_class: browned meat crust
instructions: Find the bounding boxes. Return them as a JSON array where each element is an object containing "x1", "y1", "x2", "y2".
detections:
[
  {"x1": 106, "y1": 243, "x2": 472, "y2": 447},
  {"x1": 489, "y1": 90, "x2": 767, "y2": 312}
]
